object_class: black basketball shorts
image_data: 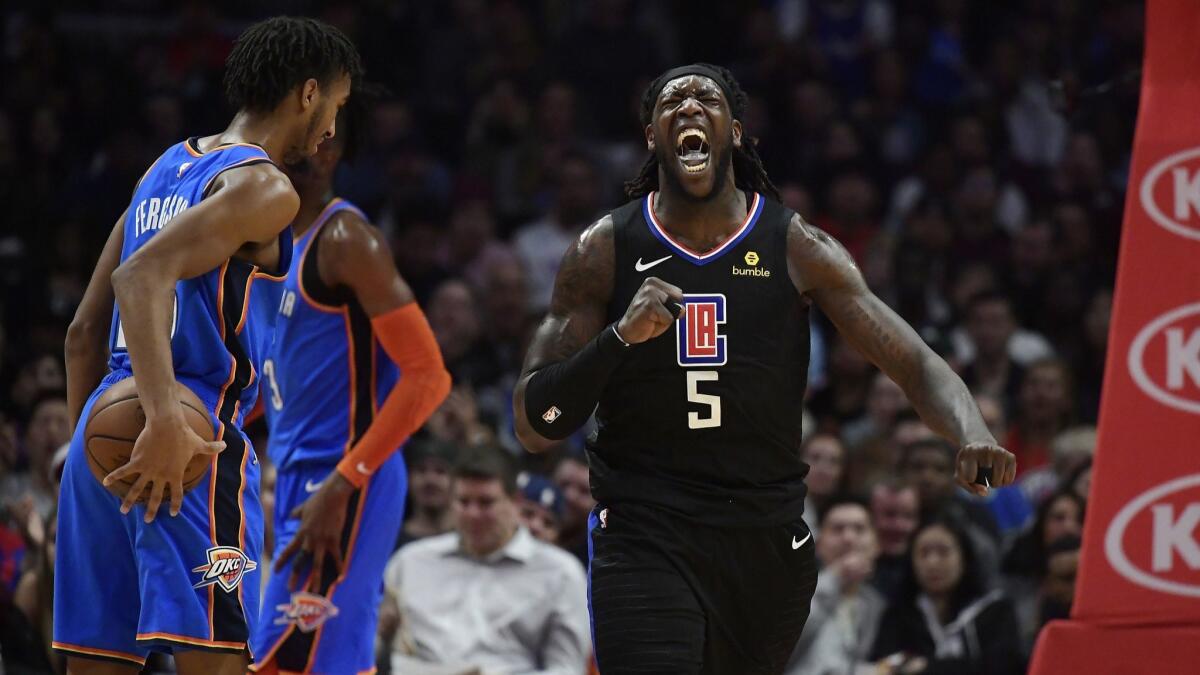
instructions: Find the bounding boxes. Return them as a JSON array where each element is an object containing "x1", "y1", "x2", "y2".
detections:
[{"x1": 586, "y1": 502, "x2": 818, "y2": 674}]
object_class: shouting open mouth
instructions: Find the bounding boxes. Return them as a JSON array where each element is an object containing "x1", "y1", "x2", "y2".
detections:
[{"x1": 676, "y1": 128, "x2": 710, "y2": 174}]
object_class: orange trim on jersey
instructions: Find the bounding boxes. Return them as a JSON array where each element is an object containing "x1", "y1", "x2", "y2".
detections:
[
  {"x1": 185, "y1": 138, "x2": 269, "y2": 158},
  {"x1": 202, "y1": 156, "x2": 274, "y2": 195},
  {"x1": 249, "y1": 563, "x2": 318, "y2": 671},
  {"x1": 370, "y1": 331, "x2": 380, "y2": 416},
  {"x1": 135, "y1": 631, "x2": 245, "y2": 650},
  {"x1": 234, "y1": 399, "x2": 249, "y2": 617},
  {"x1": 254, "y1": 267, "x2": 288, "y2": 282},
  {"x1": 294, "y1": 198, "x2": 348, "y2": 314},
  {"x1": 235, "y1": 273, "x2": 256, "y2": 335},
  {"x1": 52, "y1": 641, "x2": 146, "y2": 666},
  {"x1": 216, "y1": 261, "x2": 229, "y2": 341},
  {"x1": 209, "y1": 347, "x2": 235, "y2": 640},
  {"x1": 304, "y1": 480, "x2": 371, "y2": 673},
  {"x1": 343, "y1": 309, "x2": 357, "y2": 454}
]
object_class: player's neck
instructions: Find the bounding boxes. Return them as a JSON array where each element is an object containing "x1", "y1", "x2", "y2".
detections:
[
  {"x1": 654, "y1": 177, "x2": 748, "y2": 246},
  {"x1": 292, "y1": 188, "x2": 336, "y2": 238},
  {"x1": 213, "y1": 111, "x2": 294, "y2": 164}
]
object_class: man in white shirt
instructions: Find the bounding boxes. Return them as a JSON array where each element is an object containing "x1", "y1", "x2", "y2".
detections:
[
  {"x1": 787, "y1": 496, "x2": 886, "y2": 675},
  {"x1": 382, "y1": 447, "x2": 591, "y2": 675}
]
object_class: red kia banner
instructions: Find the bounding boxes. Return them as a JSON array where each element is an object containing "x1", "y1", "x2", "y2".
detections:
[{"x1": 1030, "y1": 0, "x2": 1200, "y2": 670}]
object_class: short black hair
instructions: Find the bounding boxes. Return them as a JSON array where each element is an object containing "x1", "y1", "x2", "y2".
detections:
[
  {"x1": 224, "y1": 16, "x2": 362, "y2": 112},
  {"x1": 898, "y1": 437, "x2": 956, "y2": 469},
  {"x1": 453, "y1": 446, "x2": 517, "y2": 495},
  {"x1": 900, "y1": 516, "x2": 989, "y2": 615},
  {"x1": 818, "y1": 493, "x2": 872, "y2": 529},
  {"x1": 964, "y1": 290, "x2": 1014, "y2": 318}
]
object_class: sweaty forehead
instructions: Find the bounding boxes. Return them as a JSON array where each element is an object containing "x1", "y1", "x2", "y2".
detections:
[{"x1": 658, "y1": 75, "x2": 724, "y2": 102}]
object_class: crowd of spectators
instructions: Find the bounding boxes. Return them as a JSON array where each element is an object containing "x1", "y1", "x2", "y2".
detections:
[{"x1": 0, "y1": 1, "x2": 1142, "y2": 673}]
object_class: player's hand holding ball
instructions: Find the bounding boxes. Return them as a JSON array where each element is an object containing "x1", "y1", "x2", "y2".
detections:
[
  {"x1": 617, "y1": 276, "x2": 685, "y2": 344},
  {"x1": 955, "y1": 441, "x2": 1016, "y2": 497},
  {"x1": 103, "y1": 402, "x2": 226, "y2": 523}
]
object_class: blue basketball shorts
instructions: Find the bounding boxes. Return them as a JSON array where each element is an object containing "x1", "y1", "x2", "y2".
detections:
[
  {"x1": 53, "y1": 371, "x2": 264, "y2": 667},
  {"x1": 251, "y1": 451, "x2": 406, "y2": 674}
]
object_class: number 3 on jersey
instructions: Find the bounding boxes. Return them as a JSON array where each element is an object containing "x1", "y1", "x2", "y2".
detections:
[
  {"x1": 262, "y1": 358, "x2": 283, "y2": 411},
  {"x1": 677, "y1": 294, "x2": 727, "y2": 429}
]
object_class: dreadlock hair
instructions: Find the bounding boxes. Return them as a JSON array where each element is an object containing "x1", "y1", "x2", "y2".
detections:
[
  {"x1": 624, "y1": 64, "x2": 779, "y2": 202},
  {"x1": 224, "y1": 16, "x2": 363, "y2": 113}
]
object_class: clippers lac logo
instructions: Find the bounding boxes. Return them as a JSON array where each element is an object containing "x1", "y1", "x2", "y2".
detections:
[
  {"x1": 275, "y1": 591, "x2": 340, "y2": 632},
  {"x1": 676, "y1": 294, "x2": 727, "y2": 367},
  {"x1": 192, "y1": 546, "x2": 258, "y2": 593}
]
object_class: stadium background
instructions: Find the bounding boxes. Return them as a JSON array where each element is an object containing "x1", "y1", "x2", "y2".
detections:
[{"x1": 0, "y1": 1, "x2": 1144, "y2": 673}]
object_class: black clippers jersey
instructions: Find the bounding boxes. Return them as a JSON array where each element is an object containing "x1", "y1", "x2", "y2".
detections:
[{"x1": 589, "y1": 191, "x2": 811, "y2": 526}]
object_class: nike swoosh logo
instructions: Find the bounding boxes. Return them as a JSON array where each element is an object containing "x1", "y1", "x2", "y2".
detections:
[
  {"x1": 792, "y1": 532, "x2": 812, "y2": 550},
  {"x1": 355, "y1": 462, "x2": 371, "y2": 476},
  {"x1": 304, "y1": 479, "x2": 322, "y2": 493},
  {"x1": 634, "y1": 255, "x2": 672, "y2": 272}
]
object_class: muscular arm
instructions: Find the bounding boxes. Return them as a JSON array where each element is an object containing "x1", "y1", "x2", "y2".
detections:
[
  {"x1": 787, "y1": 215, "x2": 1016, "y2": 490},
  {"x1": 65, "y1": 212, "x2": 125, "y2": 428},
  {"x1": 513, "y1": 217, "x2": 615, "y2": 453},
  {"x1": 110, "y1": 164, "x2": 298, "y2": 425},
  {"x1": 319, "y1": 212, "x2": 451, "y2": 486}
]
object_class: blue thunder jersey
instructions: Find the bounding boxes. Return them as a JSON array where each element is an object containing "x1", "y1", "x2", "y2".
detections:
[
  {"x1": 53, "y1": 137, "x2": 287, "y2": 664},
  {"x1": 108, "y1": 138, "x2": 291, "y2": 424},
  {"x1": 262, "y1": 198, "x2": 400, "y2": 469}
]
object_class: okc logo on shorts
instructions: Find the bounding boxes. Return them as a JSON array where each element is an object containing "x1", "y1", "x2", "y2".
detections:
[
  {"x1": 275, "y1": 591, "x2": 340, "y2": 632},
  {"x1": 676, "y1": 293, "x2": 727, "y2": 367},
  {"x1": 192, "y1": 546, "x2": 257, "y2": 593}
]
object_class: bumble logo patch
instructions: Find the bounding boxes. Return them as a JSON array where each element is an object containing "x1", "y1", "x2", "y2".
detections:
[{"x1": 733, "y1": 251, "x2": 770, "y2": 278}]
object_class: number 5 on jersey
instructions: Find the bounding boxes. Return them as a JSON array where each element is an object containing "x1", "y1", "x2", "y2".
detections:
[{"x1": 677, "y1": 294, "x2": 726, "y2": 429}]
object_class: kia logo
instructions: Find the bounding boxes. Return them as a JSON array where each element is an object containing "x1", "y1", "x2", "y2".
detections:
[
  {"x1": 1105, "y1": 474, "x2": 1200, "y2": 597},
  {"x1": 1127, "y1": 302, "x2": 1200, "y2": 414},
  {"x1": 1141, "y1": 147, "x2": 1200, "y2": 241}
]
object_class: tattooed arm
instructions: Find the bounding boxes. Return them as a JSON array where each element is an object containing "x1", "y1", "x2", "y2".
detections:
[
  {"x1": 513, "y1": 215, "x2": 685, "y2": 453},
  {"x1": 513, "y1": 217, "x2": 617, "y2": 453},
  {"x1": 786, "y1": 214, "x2": 1016, "y2": 494}
]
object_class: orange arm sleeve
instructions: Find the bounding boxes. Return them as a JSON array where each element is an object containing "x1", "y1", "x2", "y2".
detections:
[{"x1": 336, "y1": 302, "x2": 452, "y2": 488}]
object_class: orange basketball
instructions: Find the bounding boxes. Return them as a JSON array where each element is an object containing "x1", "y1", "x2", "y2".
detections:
[{"x1": 84, "y1": 377, "x2": 216, "y2": 502}]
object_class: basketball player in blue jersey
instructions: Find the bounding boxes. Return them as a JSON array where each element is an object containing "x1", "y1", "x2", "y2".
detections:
[
  {"x1": 249, "y1": 101, "x2": 451, "y2": 675},
  {"x1": 54, "y1": 18, "x2": 360, "y2": 675},
  {"x1": 514, "y1": 64, "x2": 1018, "y2": 673}
]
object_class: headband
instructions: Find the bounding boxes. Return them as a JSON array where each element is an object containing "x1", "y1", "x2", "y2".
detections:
[{"x1": 651, "y1": 64, "x2": 736, "y2": 111}]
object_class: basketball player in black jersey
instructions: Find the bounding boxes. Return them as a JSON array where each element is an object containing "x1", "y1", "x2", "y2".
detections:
[{"x1": 513, "y1": 64, "x2": 1017, "y2": 674}]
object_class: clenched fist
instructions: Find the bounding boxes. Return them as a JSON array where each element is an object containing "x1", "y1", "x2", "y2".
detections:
[{"x1": 617, "y1": 277, "x2": 684, "y2": 344}]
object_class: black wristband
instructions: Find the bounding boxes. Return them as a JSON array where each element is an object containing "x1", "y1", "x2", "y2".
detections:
[{"x1": 524, "y1": 323, "x2": 630, "y2": 440}]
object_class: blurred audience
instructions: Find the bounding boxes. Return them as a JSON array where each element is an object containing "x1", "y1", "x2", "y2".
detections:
[
  {"x1": 787, "y1": 496, "x2": 885, "y2": 675},
  {"x1": 871, "y1": 519, "x2": 1023, "y2": 675},
  {"x1": 801, "y1": 433, "x2": 847, "y2": 533},
  {"x1": 515, "y1": 471, "x2": 565, "y2": 545},
  {"x1": 0, "y1": 1, "x2": 1141, "y2": 672},
  {"x1": 869, "y1": 479, "x2": 920, "y2": 603},
  {"x1": 396, "y1": 439, "x2": 460, "y2": 550},
  {"x1": 382, "y1": 447, "x2": 590, "y2": 674}
]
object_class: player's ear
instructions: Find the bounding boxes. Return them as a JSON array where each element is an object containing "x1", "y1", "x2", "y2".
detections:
[
  {"x1": 645, "y1": 124, "x2": 655, "y2": 152},
  {"x1": 732, "y1": 119, "x2": 743, "y2": 149},
  {"x1": 300, "y1": 78, "x2": 320, "y2": 110}
]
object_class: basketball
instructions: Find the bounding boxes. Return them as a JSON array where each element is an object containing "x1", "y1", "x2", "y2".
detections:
[{"x1": 84, "y1": 377, "x2": 216, "y2": 502}]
